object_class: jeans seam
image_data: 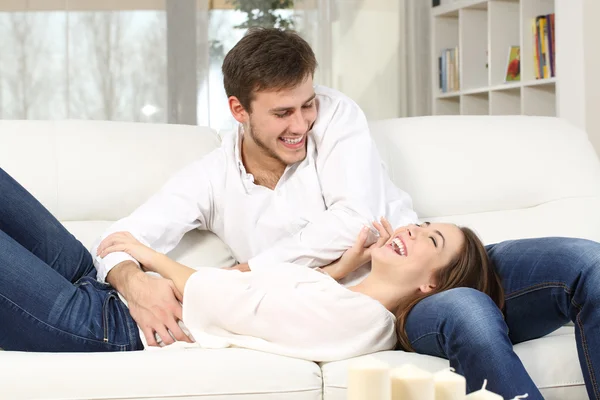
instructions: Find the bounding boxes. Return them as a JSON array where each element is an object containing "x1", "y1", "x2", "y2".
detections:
[
  {"x1": 575, "y1": 302, "x2": 599, "y2": 399},
  {"x1": 505, "y1": 282, "x2": 571, "y2": 300},
  {"x1": 412, "y1": 331, "x2": 443, "y2": 345},
  {"x1": 0, "y1": 292, "x2": 123, "y2": 348}
]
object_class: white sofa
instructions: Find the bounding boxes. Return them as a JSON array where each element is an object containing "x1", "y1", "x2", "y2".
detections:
[{"x1": 1, "y1": 116, "x2": 599, "y2": 400}]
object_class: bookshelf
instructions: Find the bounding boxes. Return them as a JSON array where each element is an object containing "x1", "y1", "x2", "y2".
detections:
[{"x1": 431, "y1": 0, "x2": 558, "y2": 117}]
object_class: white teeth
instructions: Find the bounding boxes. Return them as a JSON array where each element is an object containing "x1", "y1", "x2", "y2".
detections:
[
  {"x1": 281, "y1": 137, "x2": 302, "y2": 144},
  {"x1": 392, "y1": 238, "x2": 406, "y2": 256}
]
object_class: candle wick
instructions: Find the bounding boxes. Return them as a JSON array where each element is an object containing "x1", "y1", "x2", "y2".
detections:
[
  {"x1": 448, "y1": 367, "x2": 456, "y2": 372},
  {"x1": 482, "y1": 380, "x2": 488, "y2": 390}
]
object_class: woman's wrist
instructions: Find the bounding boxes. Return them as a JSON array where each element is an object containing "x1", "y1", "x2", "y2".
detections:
[
  {"x1": 144, "y1": 251, "x2": 165, "y2": 273},
  {"x1": 321, "y1": 261, "x2": 345, "y2": 280}
]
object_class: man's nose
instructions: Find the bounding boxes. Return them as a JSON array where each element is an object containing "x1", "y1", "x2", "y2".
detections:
[{"x1": 289, "y1": 110, "x2": 308, "y2": 134}]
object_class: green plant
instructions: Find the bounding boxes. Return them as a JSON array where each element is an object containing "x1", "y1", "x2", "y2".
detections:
[{"x1": 227, "y1": 0, "x2": 295, "y2": 30}]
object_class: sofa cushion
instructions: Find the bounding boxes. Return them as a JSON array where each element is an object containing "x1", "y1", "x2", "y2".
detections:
[
  {"x1": 0, "y1": 349, "x2": 323, "y2": 400},
  {"x1": 320, "y1": 327, "x2": 584, "y2": 400}
]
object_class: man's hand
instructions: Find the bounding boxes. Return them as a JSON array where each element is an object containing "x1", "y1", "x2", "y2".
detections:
[
  {"x1": 223, "y1": 262, "x2": 251, "y2": 272},
  {"x1": 106, "y1": 261, "x2": 193, "y2": 347}
]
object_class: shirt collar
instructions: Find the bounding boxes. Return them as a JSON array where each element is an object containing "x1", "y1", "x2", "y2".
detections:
[{"x1": 234, "y1": 124, "x2": 245, "y2": 173}]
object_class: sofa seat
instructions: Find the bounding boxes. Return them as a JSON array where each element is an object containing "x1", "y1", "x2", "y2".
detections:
[{"x1": 0, "y1": 349, "x2": 323, "y2": 400}]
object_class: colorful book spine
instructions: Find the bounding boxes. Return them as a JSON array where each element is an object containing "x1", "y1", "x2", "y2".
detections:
[{"x1": 532, "y1": 14, "x2": 555, "y2": 79}]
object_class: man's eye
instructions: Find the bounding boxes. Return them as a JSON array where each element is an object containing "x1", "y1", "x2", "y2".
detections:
[
  {"x1": 302, "y1": 102, "x2": 314, "y2": 109},
  {"x1": 275, "y1": 113, "x2": 288, "y2": 118}
]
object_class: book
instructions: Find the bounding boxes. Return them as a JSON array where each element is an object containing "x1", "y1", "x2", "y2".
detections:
[{"x1": 505, "y1": 46, "x2": 521, "y2": 82}]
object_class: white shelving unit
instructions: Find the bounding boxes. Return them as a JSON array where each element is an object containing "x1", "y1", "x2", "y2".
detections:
[{"x1": 431, "y1": 0, "x2": 557, "y2": 117}]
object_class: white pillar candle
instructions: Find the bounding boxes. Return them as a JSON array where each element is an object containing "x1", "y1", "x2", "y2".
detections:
[
  {"x1": 466, "y1": 380, "x2": 503, "y2": 400},
  {"x1": 347, "y1": 356, "x2": 390, "y2": 400},
  {"x1": 390, "y1": 364, "x2": 435, "y2": 400},
  {"x1": 434, "y1": 368, "x2": 466, "y2": 400}
]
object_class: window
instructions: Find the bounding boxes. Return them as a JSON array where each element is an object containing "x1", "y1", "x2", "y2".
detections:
[{"x1": 0, "y1": 0, "x2": 312, "y2": 131}]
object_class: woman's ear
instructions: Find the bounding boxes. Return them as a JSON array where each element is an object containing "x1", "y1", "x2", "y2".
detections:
[{"x1": 419, "y1": 283, "x2": 437, "y2": 294}]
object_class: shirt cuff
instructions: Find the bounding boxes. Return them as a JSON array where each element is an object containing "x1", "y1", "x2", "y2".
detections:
[{"x1": 95, "y1": 252, "x2": 140, "y2": 283}]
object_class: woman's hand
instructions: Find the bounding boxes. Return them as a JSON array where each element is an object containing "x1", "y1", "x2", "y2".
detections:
[
  {"x1": 323, "y1": 217, "x2": 394, "y2": 280},
  {"x1": 97, "y1": 232, "x2": 160, "y2": 272}
]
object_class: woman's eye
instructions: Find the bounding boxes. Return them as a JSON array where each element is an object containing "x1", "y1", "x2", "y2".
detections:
[{"x1": 430, "y1": 237, "x2": 437, "y2": 247}]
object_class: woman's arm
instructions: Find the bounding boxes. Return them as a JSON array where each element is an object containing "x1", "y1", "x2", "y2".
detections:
[{"x1": 148, "y1": 253, "x2": 196, "y2": 297}]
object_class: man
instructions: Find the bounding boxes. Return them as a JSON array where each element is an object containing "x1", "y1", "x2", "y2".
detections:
[{"x1": 94, "y1": 28, "x2": 600, "y2": 400}]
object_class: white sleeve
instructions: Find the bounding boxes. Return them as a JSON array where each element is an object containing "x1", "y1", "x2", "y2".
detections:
[
  {"x1": 92, "y1": 154, "x2": 222, "y2": 282},
  {"x1": 182, "y1": 267, "x2": 396, "y2": 361},
  {"x1": 248, "y1": 90, "x2": 418, "y2": 271}
]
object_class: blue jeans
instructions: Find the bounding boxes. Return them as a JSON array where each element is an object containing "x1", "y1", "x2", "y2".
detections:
[
  {"x1": 405, "y1": 236, "x2": 600, "y2": 399},
  {"x1": 0, "y1": 168, "x2": 142, "y2": 351}
]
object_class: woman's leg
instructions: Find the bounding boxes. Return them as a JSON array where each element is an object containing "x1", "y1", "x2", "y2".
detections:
[
  {"x1": 0, "y1": 229, "x2": 141, "y2": 351},
  {"x1": 404, "y1": 287, "x2": 542, "y2": 399},
  {"x1": 487, "y1": 237, "x2": 600, "y2": 400},
  {"x1": 0, "y1": 167, "x2": 93, "y2": 282}
]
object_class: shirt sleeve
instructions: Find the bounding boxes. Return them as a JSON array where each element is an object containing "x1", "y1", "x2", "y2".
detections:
[
  {"x1": 182, "y1": 267, "x2": 396, "y2": 361},
  {"x1": 248, "y1": 89, "x2": 418, "y2": 270},
  {"x1": 92, "y1": 154, "x2": 221, "y2": 282}
]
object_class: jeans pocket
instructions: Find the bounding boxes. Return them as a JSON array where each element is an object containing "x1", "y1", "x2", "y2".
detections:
[{"x1": 101, "y1": 292, "x2": 120, "y2": 344}]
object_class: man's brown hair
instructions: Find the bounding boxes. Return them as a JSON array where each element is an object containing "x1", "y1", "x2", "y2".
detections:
[{"x1": 222, "y1": 27, "x2": 318, "y2": 112}]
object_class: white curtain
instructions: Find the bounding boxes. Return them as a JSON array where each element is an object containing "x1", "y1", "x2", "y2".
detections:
[
  {"x1": 296, "y1": 0, "x2": 431, "y2": 119},
  {"x1": 401, "y1": 0, "x2": 432, "y2": 117}
]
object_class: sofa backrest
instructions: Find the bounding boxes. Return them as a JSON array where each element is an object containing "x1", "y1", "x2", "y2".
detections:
[
  {"x1": 369, "y1": 116, "x2": 600, "y2": 243},
  {"x1": 3, "y1": 116, "x2": 600, "y2": 248},
  {"x1": 0, "y1": 120, "x2": 220, "y2": 222}
]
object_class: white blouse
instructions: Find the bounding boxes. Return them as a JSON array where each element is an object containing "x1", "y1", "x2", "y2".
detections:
[{"x1": 178, "y1": 263, "x2": 397, "y2": 362}]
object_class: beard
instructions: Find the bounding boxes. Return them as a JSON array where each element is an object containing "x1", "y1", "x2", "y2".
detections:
[{"x1": 248, "y1": 120, "x2": 295, "y2": 166}]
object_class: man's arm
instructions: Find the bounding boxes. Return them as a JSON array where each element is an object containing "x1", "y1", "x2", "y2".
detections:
[
  {"x1": 248, "y1": 88, "x2": 418, "y2": 270},
  {"x1": 92, "y1": 155, "x2": 218, "y2": 282},
  {"x1": 93, "y1": 154, "x2": 220, "y2": 345}
]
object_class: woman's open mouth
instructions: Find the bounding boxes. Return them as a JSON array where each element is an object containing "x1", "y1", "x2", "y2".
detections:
[{"x1": 390, "y1": 237, "x2": 407, "y2": 256}]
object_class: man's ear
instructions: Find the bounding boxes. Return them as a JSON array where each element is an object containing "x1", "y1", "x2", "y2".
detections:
[{"x1": 228, "y1": 96, "x2": 248, "y2": 124}]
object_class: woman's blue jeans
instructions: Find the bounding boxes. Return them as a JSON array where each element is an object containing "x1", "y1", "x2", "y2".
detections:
[{"x1": 0, "y1": 168, "x2": 142, "y2": 351}]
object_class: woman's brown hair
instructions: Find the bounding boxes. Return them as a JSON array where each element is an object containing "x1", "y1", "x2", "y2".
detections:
[{"x1": 395, "y1": 226, "x2": 505, "y2": 351}]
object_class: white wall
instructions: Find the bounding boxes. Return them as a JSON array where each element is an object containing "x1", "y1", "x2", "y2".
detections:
[
  {"x1": 329, "y1": 0, "x2": 402, "y2": 120},
  {"x1": 584, "y1": 0, "x2": 600, "y2": 156}
]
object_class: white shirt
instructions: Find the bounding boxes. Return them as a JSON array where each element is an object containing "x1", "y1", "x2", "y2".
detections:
[
  {"x1": 93, "y1": 85, "x2": 418, "y2": 285},
  {"x1": 181, "y1": 263, "x2": 397, "y2": 362},
  {"x1": 91, "y1": 85, "x2": 418, "y2": 356}
]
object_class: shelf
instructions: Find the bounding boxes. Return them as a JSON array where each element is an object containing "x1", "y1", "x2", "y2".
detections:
[
  {"x1": 432, "y1": 0, "x2": 558, "y2": 118},
  {"x1": 522, "y1": 77, "x2": 557, "y2": 87},
  {"x1": 432, "y1": 0, "x2": 488, "y2": 18},
  {"x1": 490, "y1": 82, "x2": 523, "y2": 92},
  {"x1": 435, "y1": 78, "x2": 556, "y2": 98},
  {"x1": 438, "y1": 91, "x2": 461, "y2": 99}
]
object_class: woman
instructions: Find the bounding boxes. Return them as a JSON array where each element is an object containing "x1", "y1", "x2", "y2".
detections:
[{"x1": 0, "y1": 168, "x2": 503, "y2": 361}]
